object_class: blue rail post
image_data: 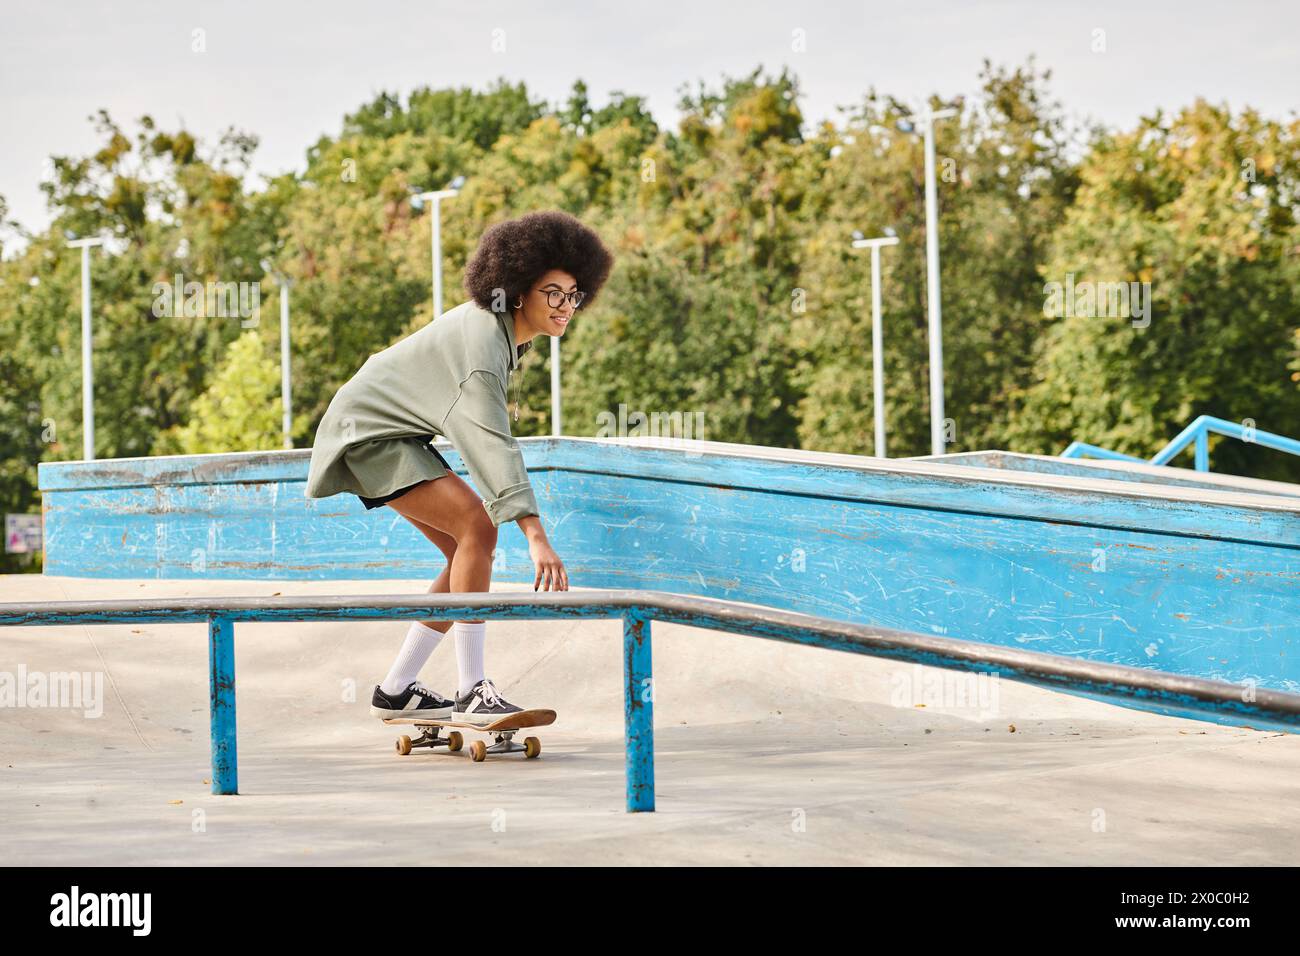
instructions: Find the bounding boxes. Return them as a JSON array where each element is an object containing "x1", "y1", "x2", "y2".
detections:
[
  {"x1": 1069, "y1": 413, "x2": 1300, "y2": 472},
  {"x1": 623, "y1": 609, "x2": 655, "y2": 812},
  {"x1": 208, "y1": 615, "x2": 238, "y2": 795}
]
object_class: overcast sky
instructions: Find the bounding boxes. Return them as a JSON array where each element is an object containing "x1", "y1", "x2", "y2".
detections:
[{"x1": 2, "y1": 0, "x2": 1296, "y2": 240}]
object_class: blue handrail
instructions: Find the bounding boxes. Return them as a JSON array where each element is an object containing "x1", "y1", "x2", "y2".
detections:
[
  {"x1": 1062, "y1": 415, "x2": 1300, "y2": 473},
  {"x1": 3, "y1": 590, "x2": 1300, "y2": 811}
]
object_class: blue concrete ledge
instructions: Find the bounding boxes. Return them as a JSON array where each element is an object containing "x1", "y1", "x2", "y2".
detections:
[{"x1": 38, "y1": 436, "x2": 1300, "y2": 696}]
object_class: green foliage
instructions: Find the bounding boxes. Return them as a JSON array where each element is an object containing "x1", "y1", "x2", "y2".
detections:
[
  {"x1": 1008, "y1": 100, "x2": 1300, "y2": 480},
  {"x1": 789, "y1": 60, "x2": 1079, "y2": 456},
  {"x1": 0, "y1": 303, "x2": 46, "y2": 573},
  {"x1": 157, "y1": 329, "x2": 285, "y2": 454},
  {"x1": 324, "y1": 80, "x2": 546, "y2": 152}
]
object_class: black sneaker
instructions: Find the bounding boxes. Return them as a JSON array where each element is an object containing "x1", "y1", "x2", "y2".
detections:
[
  {"x1": 454, "y1": 678, "x2": 523, "y2": 726},
  {"x1": 370, "y1": 681, "x2": 454, "y2": 720}
]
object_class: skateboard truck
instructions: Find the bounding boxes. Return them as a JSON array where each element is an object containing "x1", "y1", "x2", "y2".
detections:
[
  {"x1": 394, "y1": 726, "x2": 540, "y2": 761},
  {"x1": 385, "y1": 709, "x2": 554, "y2": 762}
]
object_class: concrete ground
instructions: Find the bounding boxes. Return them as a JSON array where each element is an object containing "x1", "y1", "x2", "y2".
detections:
[{"x1": 1, "y1": 575, "x2": 1297, "y2": 865}]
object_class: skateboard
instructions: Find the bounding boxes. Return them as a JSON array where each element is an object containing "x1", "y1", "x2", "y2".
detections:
[{"x1": 383, "y1": 709, "x2": 556, "y2": 762}]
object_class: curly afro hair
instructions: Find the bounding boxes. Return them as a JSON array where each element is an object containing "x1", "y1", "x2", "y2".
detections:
[{"x1": 463, "y1": 210, "x2": 614, "y2": 315}]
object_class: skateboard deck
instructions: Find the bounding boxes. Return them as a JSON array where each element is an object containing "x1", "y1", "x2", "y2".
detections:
[{"x1": 384, "y1": 709, "x2": 556, "y2": 762}]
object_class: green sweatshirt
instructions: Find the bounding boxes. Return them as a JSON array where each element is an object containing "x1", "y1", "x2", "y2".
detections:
[{"x1": 304, "y1": 300, "x2": 538, "y2": 525}]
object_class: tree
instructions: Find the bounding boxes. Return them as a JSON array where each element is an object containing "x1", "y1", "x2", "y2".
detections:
[
  {"x1": 1008, "y1": 101, "x2": 1300, "y2": 481},
  {"x1": 0, "y1": 285, "x2": 46, "y2": 573},
  {"x1": 792, "y1": 60, "x2": 1079, "y2": 456},
  {"x1": 157, "y1": 329, "x2": 285, "y2": 454}
]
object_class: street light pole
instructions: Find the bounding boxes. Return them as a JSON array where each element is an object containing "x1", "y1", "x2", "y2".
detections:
[
  {"x1": 415, "y1": 186, "x2": 460, "y2": 316},
  {"x1": 261, "y1": 259, "x2": 295, "y2": 449},
  {"x1": 278, "y1": 277, "x2": 293, "y2": 449},
  {"x1": 67, "y1": 236, "x2": 105, "y2": 461},
  {"x1": 920, "y1": 107, "x2": 956, "y2": 455},
  {"x1": 551, "y1": 337, "x2": 562, "y2": 436},
  {"x1": 851, "y1": 235, "x2": 900, "y2": 457}
]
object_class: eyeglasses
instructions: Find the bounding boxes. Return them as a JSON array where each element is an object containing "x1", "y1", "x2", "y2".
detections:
[{"x1": 537, "y1": 288, "x2": 586, "y2": 309}]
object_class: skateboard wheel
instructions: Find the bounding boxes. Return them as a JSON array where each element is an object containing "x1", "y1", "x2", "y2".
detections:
[
  {"x1": 396, "y1": 735, "x2": 412, "y2": 756},
  {"x1": 447, "y1": 731, "x2": 464, "y2": 752},
  {"x1": 469, "y1": 740, "x2": 487, "y2": 762},
  {"x1": 524, "y1": 736, "x2": 541, "y2": 759}
]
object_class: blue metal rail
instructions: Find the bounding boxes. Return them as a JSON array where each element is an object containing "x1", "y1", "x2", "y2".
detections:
[
  {"x1": 3, "y1": 589, "x2": 1299, "y2": 811},
  {"x1": 1063, "y1": 415, "x2": 1300, "y2": 472}
]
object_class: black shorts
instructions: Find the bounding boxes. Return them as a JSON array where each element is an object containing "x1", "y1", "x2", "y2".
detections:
[{"x1": 356, "y1": 442, "x2": 453, "y2": 510}]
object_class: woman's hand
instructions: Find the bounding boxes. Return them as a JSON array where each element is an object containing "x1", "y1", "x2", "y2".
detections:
[{"x1": 529, "y1": 537, "x2": 569, "y2": 591}]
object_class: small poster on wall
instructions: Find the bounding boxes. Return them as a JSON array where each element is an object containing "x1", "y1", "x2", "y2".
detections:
[{"x1": 5, "y1": 514, "x2": 42, "y2": 554}]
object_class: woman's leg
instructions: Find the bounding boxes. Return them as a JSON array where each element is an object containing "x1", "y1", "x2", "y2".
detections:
[
  {"x1": 385, "y1": 474, "x2": 498, "y2": 698},
  {"x1": 371, "y1": 511, "x2": 459, "y2": 697},
  {"x1": 399, "y1": 514, "x2": 458, "y2": 632},
  {"x1": 385, "y1": 472, "x2": 497, "y2": 619}
]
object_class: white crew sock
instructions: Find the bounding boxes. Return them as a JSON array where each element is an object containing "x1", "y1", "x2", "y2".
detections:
[
  {"x1": 454, "y1": 621, "x2": 487, "y2": 697},
  {"x1": 379, "y1": 621, "x2": 447, "y2": 696}
]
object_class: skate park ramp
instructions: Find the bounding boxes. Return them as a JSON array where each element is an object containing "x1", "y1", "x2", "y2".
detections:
[{"x1": 3, "y1": 573, "x2": 1298, "y2": 866}]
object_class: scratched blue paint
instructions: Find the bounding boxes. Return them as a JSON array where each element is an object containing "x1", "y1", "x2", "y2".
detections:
[
  {"x1": 39, "y1": 449, "x2": 312, "y2": 490},
  {"x1": 623, "y1": 610, "x2": 655, "y2": 812},
  {"x1": 208, "y1": 616, "x2": 238, "y2": 795},
  {"x1": 545, "y1": 456, "x2": 1300, "y2": 695},
  {"x1": 38, "y1": 438, "x2": 1300, "y2": 704}
]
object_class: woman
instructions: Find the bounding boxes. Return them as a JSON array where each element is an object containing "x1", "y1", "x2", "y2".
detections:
[{"x1": 305, "y1": 210, "x2": 614, "y2": 725}]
